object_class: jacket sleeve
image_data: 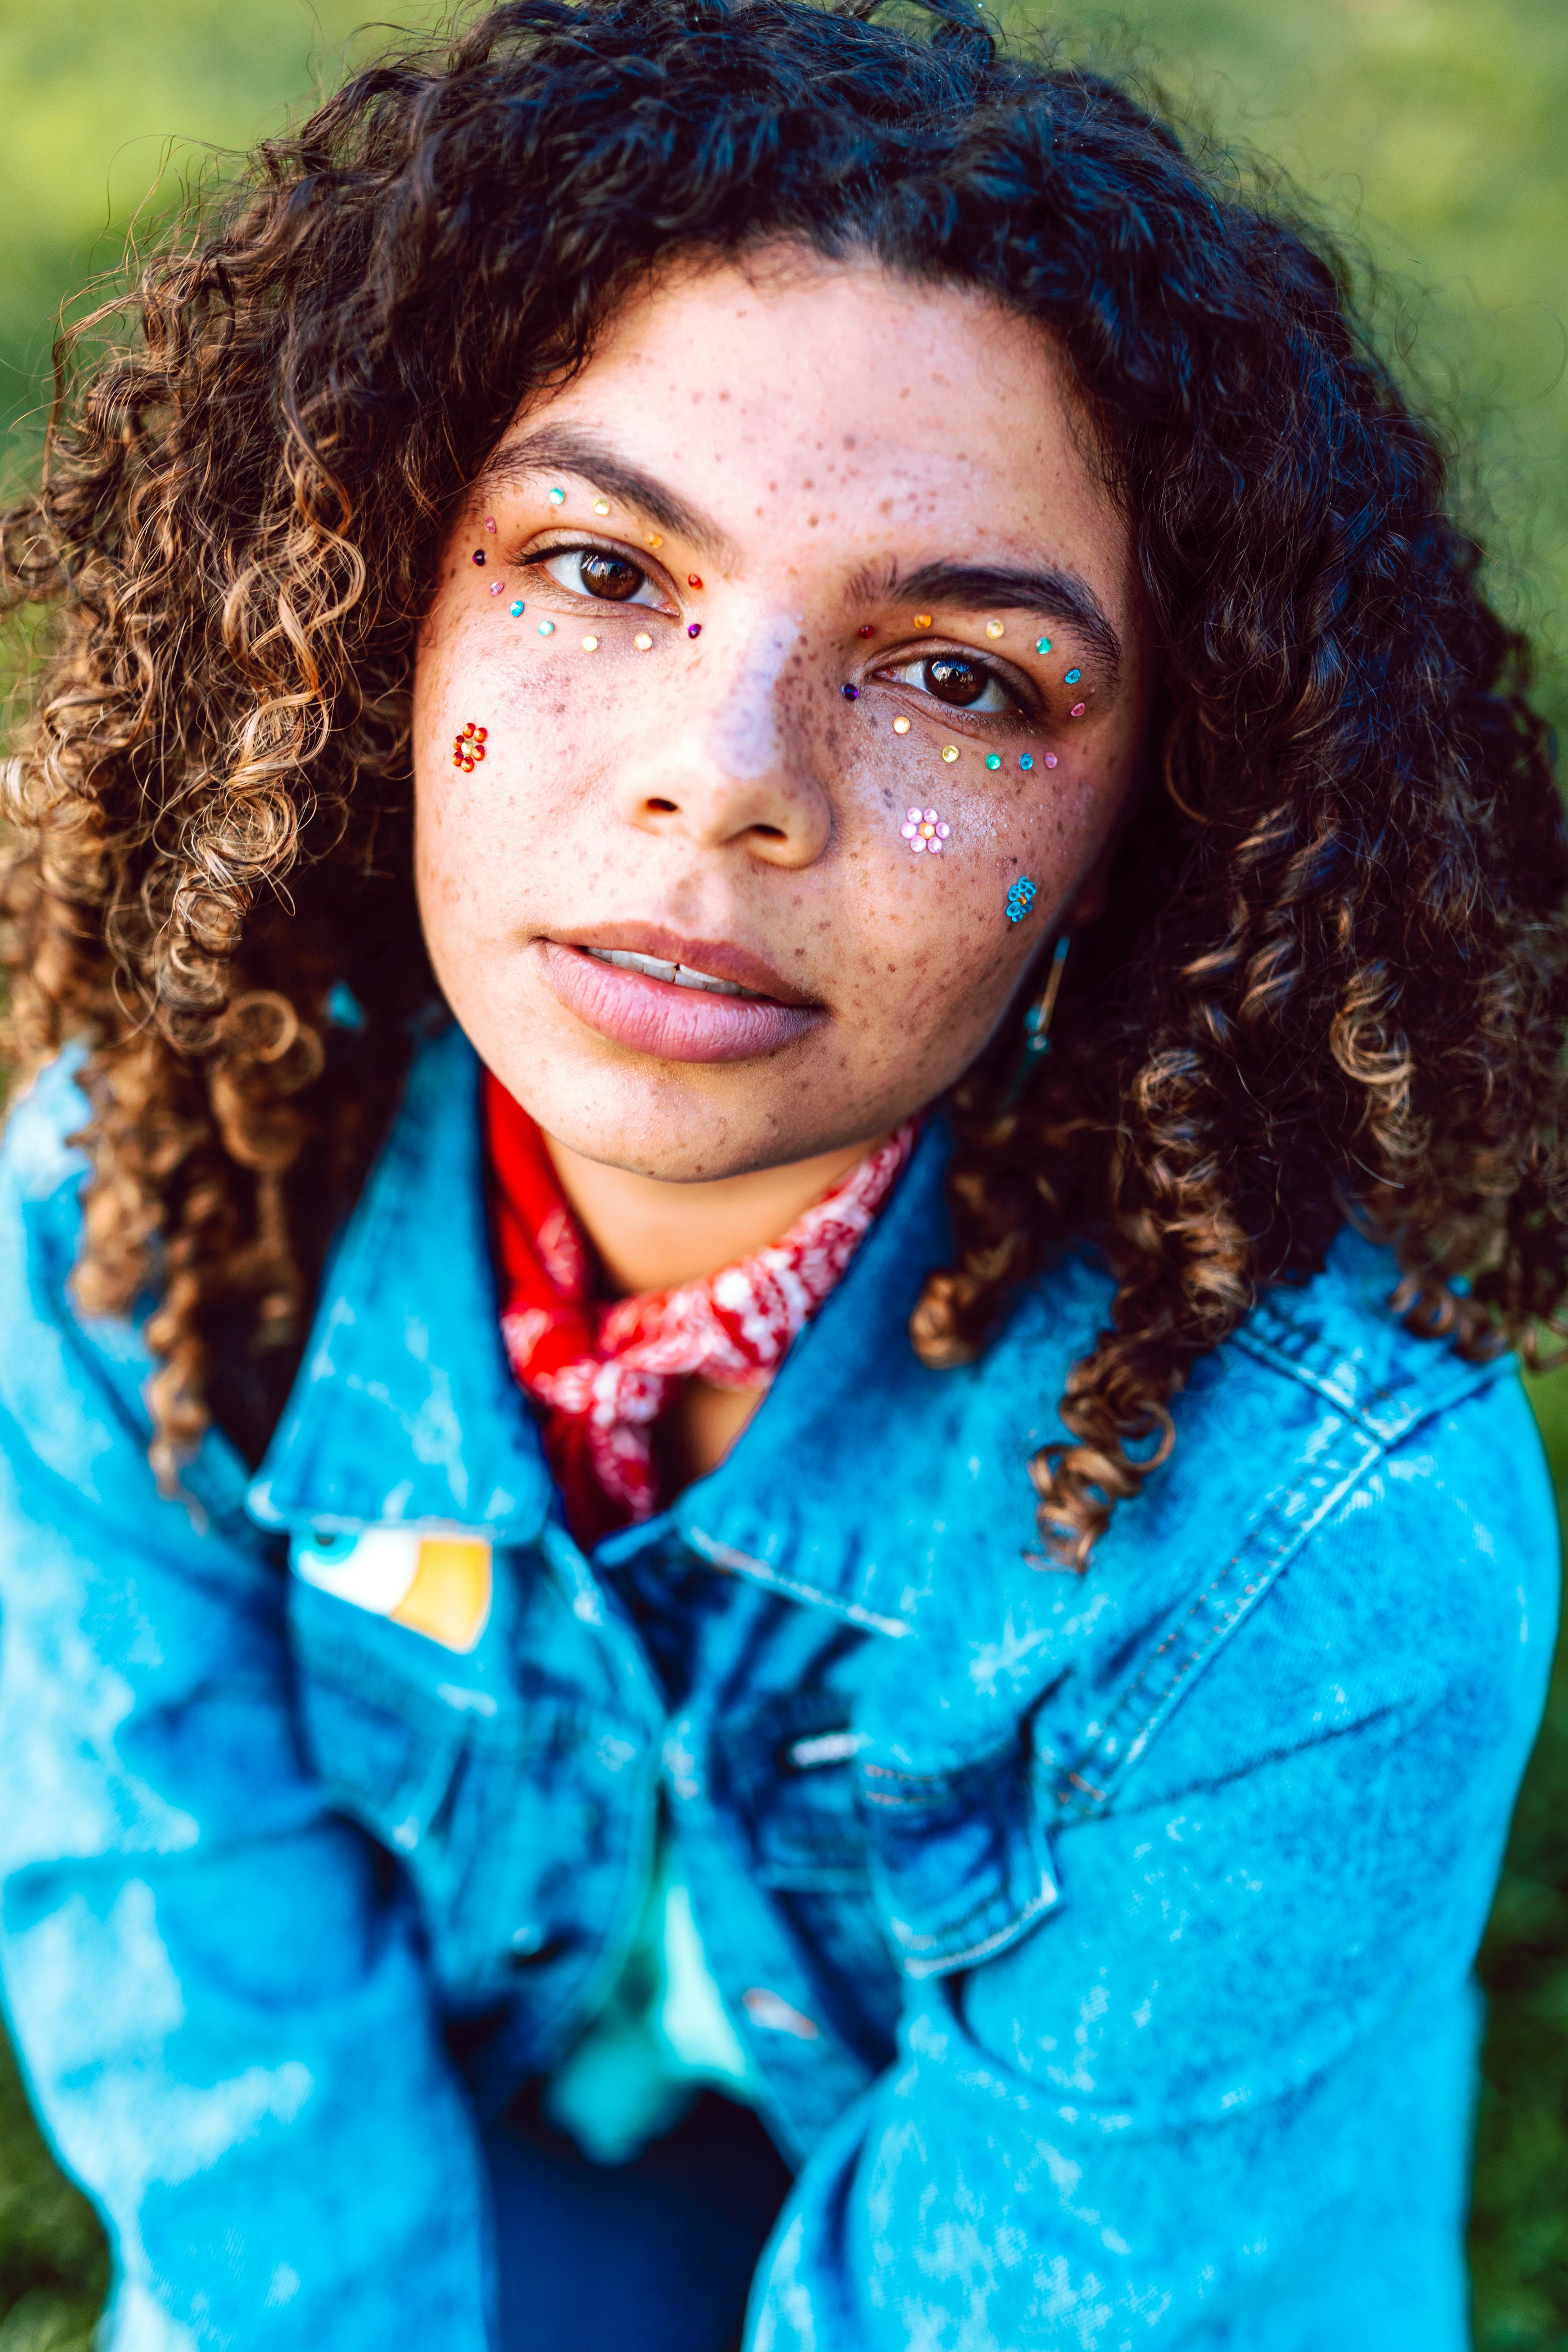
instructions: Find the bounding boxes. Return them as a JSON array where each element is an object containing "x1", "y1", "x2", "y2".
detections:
[
  {"x1": 0, "y1": 1065, "x2": 492, "y2": 2351},
  {"x1": 748, "y1": 1387, "x2": 1558, "y2": 2351}
]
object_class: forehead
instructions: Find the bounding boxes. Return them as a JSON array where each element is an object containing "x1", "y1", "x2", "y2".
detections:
[{"x1": 503, "y1": 252, "x2": 1125, "y2": 577}]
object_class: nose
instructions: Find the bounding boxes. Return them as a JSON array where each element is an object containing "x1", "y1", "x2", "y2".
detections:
[{"x1": 612, "y1": 611, "x2": 833, "y2": 869}]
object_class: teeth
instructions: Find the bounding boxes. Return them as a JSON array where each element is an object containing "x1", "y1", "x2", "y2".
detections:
[{"x1": 585, "y1": 946, "x2": 757, "y2": 998}]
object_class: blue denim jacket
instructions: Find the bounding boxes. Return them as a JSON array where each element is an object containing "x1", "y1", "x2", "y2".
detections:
[{"x1": 0, "y1": 1025, "x2": 1556, "y2": 2351}]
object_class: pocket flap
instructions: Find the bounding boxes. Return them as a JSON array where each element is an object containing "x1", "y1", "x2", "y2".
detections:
[{"x1": 859, "y1": 1735, "x2": 1061, "y2": 1979}]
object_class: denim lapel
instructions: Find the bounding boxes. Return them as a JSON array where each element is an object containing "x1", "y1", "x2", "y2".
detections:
[
  {"x1": 248, "y1": 1024, "x2": 554, "y2": 1540},
  {"x1": 669, "y1": 1121, "x2": 1115, "y2": 1670}
]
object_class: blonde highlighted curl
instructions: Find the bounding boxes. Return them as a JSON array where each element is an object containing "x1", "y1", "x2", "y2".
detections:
[{"x1": 5, "y1": 0, "x2": 1567, "y2": 1561}]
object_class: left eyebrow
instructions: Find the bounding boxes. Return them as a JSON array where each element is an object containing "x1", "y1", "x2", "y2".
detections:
[{"x1": 851, "y1": 559, "x2": 1122, "y2": 681}]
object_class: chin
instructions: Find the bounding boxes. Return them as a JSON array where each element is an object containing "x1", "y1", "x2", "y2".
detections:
[{"x1": 497, "y1": 1051, "x2": 811, "y2": 1180}]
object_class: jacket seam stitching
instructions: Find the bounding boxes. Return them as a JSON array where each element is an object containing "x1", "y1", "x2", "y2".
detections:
[{"x1": 1052, "y1": 1420, "x2": 1386, "y2": 1814}]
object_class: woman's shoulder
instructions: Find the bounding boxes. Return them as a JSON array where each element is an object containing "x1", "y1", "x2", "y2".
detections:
[{"x1": 860, "y1": 1223, "x2": 1555, "y2": 1776}]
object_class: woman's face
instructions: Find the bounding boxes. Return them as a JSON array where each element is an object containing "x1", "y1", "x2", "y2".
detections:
[{"x1": 414, "y1": 253, "x2": 1148, "y2": 1178}]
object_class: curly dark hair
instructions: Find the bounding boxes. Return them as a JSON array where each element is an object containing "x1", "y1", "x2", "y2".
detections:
[{"x1": 3, "y1": 0, "x2": 1564, "y2": 1555}]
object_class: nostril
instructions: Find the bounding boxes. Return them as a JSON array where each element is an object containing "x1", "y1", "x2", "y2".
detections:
[{"x1": 647, "y1": 798, "x2": 678, "y2": 812}]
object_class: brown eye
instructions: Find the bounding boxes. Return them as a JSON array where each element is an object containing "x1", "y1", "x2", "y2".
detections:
[
  {"x1": 924, "y1": 654, "x2": 989, "y2": 707},
  {"x1": 579, "y1": 550, "x2": 647, "y2": 601}
]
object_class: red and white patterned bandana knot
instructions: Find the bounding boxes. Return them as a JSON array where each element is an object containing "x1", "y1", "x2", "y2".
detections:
[{"x1": 485, "y1": 1068, "x2": 917, "y2": 1547}]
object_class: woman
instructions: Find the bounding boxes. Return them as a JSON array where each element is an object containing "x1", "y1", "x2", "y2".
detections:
[{"x1": 0, "y1": 2, "x2": 1560, "y2": 2345}]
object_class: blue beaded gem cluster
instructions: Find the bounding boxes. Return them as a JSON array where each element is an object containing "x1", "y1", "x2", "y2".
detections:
[{"x1": 1006, "y1": 876, "x2": 1037, "y2": 924}]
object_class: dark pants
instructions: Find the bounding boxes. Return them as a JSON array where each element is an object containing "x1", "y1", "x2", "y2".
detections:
[{"x1": 485, "y1": 2086, "x2": 795, "y2": 2352}]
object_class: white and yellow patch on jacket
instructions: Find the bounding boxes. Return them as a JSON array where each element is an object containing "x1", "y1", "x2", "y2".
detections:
[{"x1": 292, "y1": 1528, "x2": 492, "y2": 1653}]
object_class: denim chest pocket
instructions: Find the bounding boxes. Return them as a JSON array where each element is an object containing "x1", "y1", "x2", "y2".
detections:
[
  {"x1": 858, "y1": 1730, "x2": 1062, "y2": 1980},
  {"x1": 715, "y1": 1689, "x2": 1061, "y2": 1992}
]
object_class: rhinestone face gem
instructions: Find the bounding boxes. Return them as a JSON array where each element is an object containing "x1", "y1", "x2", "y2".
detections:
[
  {"x1": 489, "y1": 581, "x2": 502, "y2": 595},
  {"x1": 1006, "y1": 876, "x2": 1037, "y2": 923},
  {"x1": 647, "y1": 533, "x2": 664, "y2": 549},
  {"x1": 634, "y1": 632, "x2": 653, "y2": 651},
  {"x1": 538, "y1": 620, "x2": 556, "y2": 636},
  {"x1": 1020, "y1": 754, "x2": 1035, "y2": 771},
  {"x1": 1036, "y1": 636, "x2": 1052, "y2": 655},
  {"x1": 1070, "y1": 701, "x2": 1086, "y2": 718},
  {"x1": 914, "y1": 614, "x2": 932, "y2": 628},
  {"x1": 985, "y1": 620, "x2": 1004, "y2": 639},
  {"x1": 485, "y1": 517, "x2": 497, "y2": 533},
  {"x1": 902, "y1": 806, "x2": 949, "y2": 855},
  {"x1": 548, "y1": 487, "x2": 566, "y2": 506},
  {"x1": 985, "y1": 753, "x2": 1002, "y2": 771},
  {"x1": 688, "y1": 623, "x2": 702, "y2": 638},
  {"x1": 451, "y1": 720, "x2": 487, "y2": 773},
  {"x1": 1044, "y1": 751, "x2": 1059, "y2": 768},
  {"x1": 857, "y1": 624, "x2": 875, "y2": 638},
  {"x1": 893, "y1": 716, "x2": 912, "y2": 735},
  {"x1": 581, "y1": 635, "x2": 599, "y2": 651},
  {"x1": 842, "y1": 683, "x2": 859, "y2": 700},
  {"x1": 510, "y1": 601, "x2": 525, "y2": 617},
  {"x1": 592, "y1": 498, "x2": 611, "y2": 516},
  {"x1": 687, "y1": 573, "x2": 702, "y2": 588},
  {"x1": 941, "y1": 744, "x2": 959, "y2": 763},
  {"x1": 1064, "y1": 668, "x2": 1081, "y2": 685},
  {"x1": 472, "y1": 550, "x2": 485, "y2": 565}
]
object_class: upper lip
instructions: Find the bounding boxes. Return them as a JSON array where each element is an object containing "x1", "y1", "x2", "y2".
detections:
[{"x1": 543, "y1": 922, "x2": 816, "y2": 1007}]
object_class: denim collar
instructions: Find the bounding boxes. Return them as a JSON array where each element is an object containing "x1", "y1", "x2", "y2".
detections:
[{"x1": 249, "y1": 1025, "x2": 555, "y2": 1542}]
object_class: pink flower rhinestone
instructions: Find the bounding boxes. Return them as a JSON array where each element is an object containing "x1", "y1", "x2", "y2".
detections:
[{"x1": 900, "y1": 806, "x2": 950, "y2": 854}]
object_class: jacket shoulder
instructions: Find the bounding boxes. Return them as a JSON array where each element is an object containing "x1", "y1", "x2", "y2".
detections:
[
  {"x1": 0, "y1": 1050, "x2": 91, "y2": 1222},
  {"x1": 1230, "y1": 1225, "x2": 1506, "y2": 1441}
]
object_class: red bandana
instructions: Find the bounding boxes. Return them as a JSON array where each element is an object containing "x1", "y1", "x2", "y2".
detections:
[{"x1": 484, "y1": 1070, "x2": 917, "y2": 1547}]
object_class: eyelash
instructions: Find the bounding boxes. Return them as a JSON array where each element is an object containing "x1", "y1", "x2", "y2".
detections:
[
  {"x1": 518, "y1": 537, "x2": 671, "y2": 610},
  {"x1": 872, "y1": 649, "x2": 1036, "y2": 723}
]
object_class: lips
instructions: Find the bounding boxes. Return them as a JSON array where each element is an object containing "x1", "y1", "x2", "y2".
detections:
[{"x1": 537, "y1": 930, "x2": 824, "y2": 1063}]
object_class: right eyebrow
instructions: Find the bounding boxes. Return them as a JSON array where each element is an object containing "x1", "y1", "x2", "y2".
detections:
[{"x1": 470, "y1": 425, "x2": 737, "y2": 563}]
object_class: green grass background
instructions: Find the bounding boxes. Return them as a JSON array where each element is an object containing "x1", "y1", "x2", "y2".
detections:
[{"x1": 0, "y1": 0, "x2": 1564, "y2": 2343}]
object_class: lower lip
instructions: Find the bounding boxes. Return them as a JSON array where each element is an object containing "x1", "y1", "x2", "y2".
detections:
[{"x1": 538, "y1": 942, "x2": 824, "y2": 1063}]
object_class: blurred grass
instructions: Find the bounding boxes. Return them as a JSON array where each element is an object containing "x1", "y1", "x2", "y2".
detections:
[{"x1": 0, "y1": 0, "x2": 1564, "y2": 2342}]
